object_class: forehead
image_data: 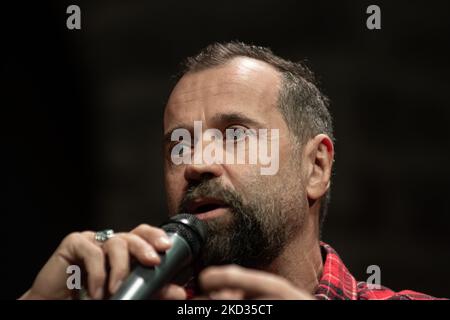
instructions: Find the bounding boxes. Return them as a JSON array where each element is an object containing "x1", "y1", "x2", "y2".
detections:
[{"x1": 164, "y1": 57, "x2": 282, "y2": 130}]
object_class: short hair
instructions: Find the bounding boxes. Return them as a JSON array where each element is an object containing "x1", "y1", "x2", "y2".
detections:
[{"x1": 173, "y1": 41, "x2": 334, "y2": 231}]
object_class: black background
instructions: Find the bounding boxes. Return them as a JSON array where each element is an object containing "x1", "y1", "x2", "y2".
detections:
[{"x1": 3, "y1": 1, "x2": 450, "y2": 299}]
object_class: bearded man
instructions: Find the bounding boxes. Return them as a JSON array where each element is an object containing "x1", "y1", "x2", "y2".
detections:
[{"x1": 20, "y1": 42, "x2": 441, "y2": 300}]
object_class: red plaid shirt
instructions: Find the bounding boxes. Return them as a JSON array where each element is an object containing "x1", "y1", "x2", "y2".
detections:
[{"x1": 315, "y1": 242, "x2": 442, "y2": 300}]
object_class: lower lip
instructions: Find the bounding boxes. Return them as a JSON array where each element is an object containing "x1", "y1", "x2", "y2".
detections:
[{"x1": 195, "y1": 207, "x2": 229, "y2": 221}]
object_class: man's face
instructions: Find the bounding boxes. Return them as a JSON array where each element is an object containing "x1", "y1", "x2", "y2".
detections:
[{"x1": 163, "y1": 57, "x2": 308, "y2": 268}]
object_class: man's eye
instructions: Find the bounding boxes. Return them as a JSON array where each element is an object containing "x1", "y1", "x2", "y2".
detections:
[
  {"x1": 170, "y1": 141, "x2": 191, "y2": 157},
  {"x1": 226, "y1": 126, "x2": 248, "y2": 142}
]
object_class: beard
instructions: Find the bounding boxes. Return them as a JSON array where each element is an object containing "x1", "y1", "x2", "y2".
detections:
[{"x1": 178, "y1": 176, "x2": 305, "y2": 270}]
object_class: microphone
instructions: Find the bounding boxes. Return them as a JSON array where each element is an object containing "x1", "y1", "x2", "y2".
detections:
[{"x1": 110, "y1": 213, "x2": 207, "y2": 300}]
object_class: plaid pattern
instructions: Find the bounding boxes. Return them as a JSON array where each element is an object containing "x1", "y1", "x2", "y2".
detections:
[{"x1": 315, "y1": 242, "x2": 443, "y2": 300}]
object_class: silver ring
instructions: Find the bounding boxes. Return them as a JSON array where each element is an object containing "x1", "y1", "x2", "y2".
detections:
[{"x1": 95, "y1": 229, "x2": 115, "y2": 243}]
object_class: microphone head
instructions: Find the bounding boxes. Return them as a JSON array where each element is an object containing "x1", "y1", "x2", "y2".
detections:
[{"x1": 161, "y1": 213, "x2": 208, "y2": 257}]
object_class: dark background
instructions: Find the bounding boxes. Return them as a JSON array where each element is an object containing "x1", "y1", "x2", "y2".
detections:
[{"x1": 3, "y1": 1, "x2": 450, "y2": 299}]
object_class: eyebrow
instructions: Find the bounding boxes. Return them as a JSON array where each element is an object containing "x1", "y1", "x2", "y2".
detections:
[
  {"x1": 210, "y1": 112, "x2": 263, "y2": 128},
  {"x1": 163, "y1": 124, "x2": 193, "y2": 146},
  {"x1": 163, "y1": 112, "x2": 264, "y2": 145}
]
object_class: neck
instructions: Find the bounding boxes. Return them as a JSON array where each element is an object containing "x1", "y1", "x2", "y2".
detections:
[{"x1": 264, "y1": 215, "x2": 323, "y2": 294}]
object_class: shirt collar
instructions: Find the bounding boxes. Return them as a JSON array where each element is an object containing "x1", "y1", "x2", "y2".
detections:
[{"x1": 315, "y1": 242, "x2": 358, "y2": 300}]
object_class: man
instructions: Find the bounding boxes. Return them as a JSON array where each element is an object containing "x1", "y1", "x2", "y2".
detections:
[{"x1": 20, "y1": 42, "x2": 441, "y2": 300}]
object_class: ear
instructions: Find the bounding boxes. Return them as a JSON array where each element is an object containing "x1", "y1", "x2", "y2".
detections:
[{"x1": 303, "y1": 134, "x2": 334, "y2": 203}]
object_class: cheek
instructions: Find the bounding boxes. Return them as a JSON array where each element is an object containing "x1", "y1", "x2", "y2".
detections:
[
  {"x1": 278, "y1": 138, "x2": 299, "y2": 171},
  {"x1": 222, "y1": 163, "x2": 258, "y2": 185},
  {"x1": 164, "y1": 167, "x2": 184, "y2": 214}
]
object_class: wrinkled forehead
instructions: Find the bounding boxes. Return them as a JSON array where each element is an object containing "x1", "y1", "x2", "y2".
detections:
[{"x1": 164, "y1": 57, "x2": 282, "y2": 130}]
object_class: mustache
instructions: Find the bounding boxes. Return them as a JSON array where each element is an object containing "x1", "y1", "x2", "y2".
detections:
[{"x1": 178, "y1": 179, "x2": 243, "y2": 214}]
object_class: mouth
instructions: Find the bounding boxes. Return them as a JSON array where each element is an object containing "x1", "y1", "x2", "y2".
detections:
[{"x1": 186, "y1": 197, "x2": 230, "y2": 221}]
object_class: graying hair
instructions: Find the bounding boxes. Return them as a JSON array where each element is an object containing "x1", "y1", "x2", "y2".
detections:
[{"x1": 174, "y1": 41, "x2": 334, "y2": 231}]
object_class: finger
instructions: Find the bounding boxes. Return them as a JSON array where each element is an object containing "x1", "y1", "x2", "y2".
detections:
[
  {"x1": 199, "y1": 265, "x2": 293, "y2": 299},
  {"x1": 102, "y1": 237, "x2": 130, "y2": 294},
  {"x1": 131, "y1": 224, "x2": 172, "y2": 251},
  {"x1": 60, "y1": 232, "x2": 107, "y2": 299},
  {"x1": 156, "y1": 284, "x2": 187, "y2": 300},
  {"x1": 115, "y1": 233, "x2": 161, "y2": 265},
  {"x1": 208, "y1": 289, "x2": 245, "y2": 300}
]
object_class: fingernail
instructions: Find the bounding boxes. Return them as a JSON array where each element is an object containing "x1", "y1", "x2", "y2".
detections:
[
  {"x1": 94, "y1": 287, "x2": 103, "y2": 300},
  {"x1": 146, "y1": 250, "x2": 160, "y2": 260},
  {"x1": 157, "y1": 236, "x2": 171, "y2": 247}
]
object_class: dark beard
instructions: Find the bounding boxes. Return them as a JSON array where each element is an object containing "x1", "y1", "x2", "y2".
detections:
[{"x1": 178, "y1": 178, "x2": 297, "y2": 269}]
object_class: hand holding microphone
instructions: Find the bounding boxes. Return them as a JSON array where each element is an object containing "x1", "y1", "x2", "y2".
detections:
[
  {"x1": 111, "y1": 214, "x2": 207, "y2": 300},
  {"x1": 20, "y1": 214, "x2": 206, "y2": 300}
]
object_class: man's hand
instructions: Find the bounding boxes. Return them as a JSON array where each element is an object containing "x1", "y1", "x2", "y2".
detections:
[
  {"x1": 19, "y1": 225, "x2": 187, "y2": 300},
  {"x1": 196, "y1": 265, "x2": 316, "y2": 300}
]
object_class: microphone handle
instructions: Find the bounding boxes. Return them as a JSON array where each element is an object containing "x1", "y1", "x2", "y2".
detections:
[{"x1": 110, "y1": 233, "x2": 192, "y2": 300}]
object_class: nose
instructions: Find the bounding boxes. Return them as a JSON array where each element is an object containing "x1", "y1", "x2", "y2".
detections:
[
  {"x1": 184, "y1": 161, "x2": 224, "y2": 183},
  {"x1": 183, "y1": 128, "x2": 225, "y2": 183}
]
